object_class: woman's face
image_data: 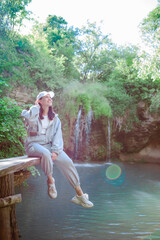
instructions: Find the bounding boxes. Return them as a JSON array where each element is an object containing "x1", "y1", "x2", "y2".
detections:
[{"x1": 38, "y1": 94, "x2": 53, "y2": 107}]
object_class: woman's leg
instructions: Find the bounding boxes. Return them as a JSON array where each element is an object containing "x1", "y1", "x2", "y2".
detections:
[
  {"x1": 55, "y1": 151, "x2": 94, "y2": 207},
  {"x1": 26, "y1": 143, "x2": 57, "y2": 198},
  {"x1": 26, "y1": 143, "x2": 53, "y2": 178},
  {"x1": 54, "y1": 151, "x2": 81, "y2": 191}
]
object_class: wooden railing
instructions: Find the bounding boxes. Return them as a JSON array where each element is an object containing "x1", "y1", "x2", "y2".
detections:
[{"x1": 0, "y1": 156, "x2": 40, "y2": 240}]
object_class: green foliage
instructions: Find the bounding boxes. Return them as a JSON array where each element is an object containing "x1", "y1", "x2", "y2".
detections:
[
  {"x1": 27, "y1": 166, "x2": 40, "y2": 177},
  {"x1": 0, "y1": 33, "x2": 36, "y2": 94},
  {"x1": 75, "y1": 21, "x2": 112, "y2": 82},
  {"x1": 42, "y1": 15, "x2": 79, "y2": 78},
  {"x1": 138, "y1": 5, "x2": 160, "y2": 84},
  {"x1": 76, "y1": 90, "x2": 112, "y2": 119},
  {"x1": 104, "y1": 83, "x2": 134, "y2": 116},
  {"x1": 28, "y1": 52, "x2": 66, "y2": 91},
  {"x1": 91, "y1": 96, "x2": 112, "y2": 119},
  {"x1": 140, "y1": 5, "x2": 160, "y2": 46},
  {"x1": 0, "y1": 79, "x2": 8, "y2": 94},
  {"x1": 43, "y1": 15, "x2": 68, "y2": 33},
  {"x1": 0, "y1": 0, "x2": 32, "y2": 33},
  {"x1": 77, "y1": 93, "x2": 91, "y2": 113},
  {"x1": 108, "y1": 45, "x2": 138, "y2": 86},
  {"x1": 61, "y1": 78, "x2": 140, "y2": 132},
  {"x1": 150, "y1": 91, "x2": 160, "y2": 113},
  {"x1": 63, "y1": 81, "x2": 133, "y2": 119},
  {"x1": 22, "y1": 166, "x2": 40, "y2": 187},
  {"x1": 0, "y1": 32, "x2": 68, "y2": 95},
  {"x1": 0, "y1": 97, "x2": 27, "y2": 159},
  {"x1": 134, "y1": 50, "x2": 160, "y2": 84}
]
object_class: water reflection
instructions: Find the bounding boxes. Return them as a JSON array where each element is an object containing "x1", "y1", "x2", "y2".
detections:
[{"x1": 16, "y1": 162, "x2": 160, "y2": 240}]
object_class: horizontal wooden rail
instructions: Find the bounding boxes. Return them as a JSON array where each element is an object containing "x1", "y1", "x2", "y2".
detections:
[
  {"x1": 0, "y1": 155, "x2": 40, "y2": 177},
  {"x1": 0, "y1": 194, "x2": 22, "y2": 208}
]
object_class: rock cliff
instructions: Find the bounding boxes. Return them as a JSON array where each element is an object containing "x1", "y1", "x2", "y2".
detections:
[{"x1": 116, "y1": 101, "x2": 160, "y2": 163}]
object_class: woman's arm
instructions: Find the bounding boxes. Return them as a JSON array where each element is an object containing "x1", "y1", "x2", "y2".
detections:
[
  {"x1": 51, "y1": 118, "x2": 64, "y2": 155},
  {"x1": 21, "y1": 104, "x2": 40, "y2": 122}
]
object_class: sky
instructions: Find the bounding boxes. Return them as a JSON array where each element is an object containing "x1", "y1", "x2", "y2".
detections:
[{"x1": 22, "y1": 0, "x2": 158, "y2": 46}]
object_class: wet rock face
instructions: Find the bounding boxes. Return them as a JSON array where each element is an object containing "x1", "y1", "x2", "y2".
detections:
[
  {"x1": 115, "y1": 120, "x2": 160, "y2": 153},
  {"x1": 115, "y1": 101, "x2": 160, "y2": 162}
]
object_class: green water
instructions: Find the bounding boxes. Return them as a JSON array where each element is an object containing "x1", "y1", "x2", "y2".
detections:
[{"x1": 16, "y1": 162, "x2": 160, "y2": 240}]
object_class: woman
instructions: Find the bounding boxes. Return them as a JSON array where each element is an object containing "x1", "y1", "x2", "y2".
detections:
[{"x1": 21, "y1": 91, "x2": 93, "y2": 208}]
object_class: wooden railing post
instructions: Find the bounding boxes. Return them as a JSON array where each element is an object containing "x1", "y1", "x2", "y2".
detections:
[
  {"x1": 0, "y1": 156, "x2": 40, "y2": 240},
  {"x1": 0, "y1": 174, "x2": 22, "y2": 240}
]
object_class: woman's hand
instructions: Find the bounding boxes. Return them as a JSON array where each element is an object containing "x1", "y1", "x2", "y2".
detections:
[
  {"x1": 51, "y1": 152, "x2": 58, "y2": 161},
  {"x1": 35, "y1": 100, "x2": 40, "y2": 105}
]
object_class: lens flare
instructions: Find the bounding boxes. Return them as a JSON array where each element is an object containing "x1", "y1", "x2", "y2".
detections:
[
  {"x1": 106, "y1": 164, "x2": 122, "y2": 180},
  {"x1": 100, "y1": 162, "x2": 125, "y2": 186}
]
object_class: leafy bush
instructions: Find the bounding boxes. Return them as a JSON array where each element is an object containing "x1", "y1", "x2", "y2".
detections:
[
  {"x1": 0, "y1": 97, "x2": 26, "y2": 158},
  {"x1": 62, "y1": 81, "x2": 112, "y2": 118},
  {"x1": 0, "y1": 32, "x2": 70, "y2": 97},
  {"x1": 62, "y1": 81, "x2": 137, "y2": 119},
  {"x1": 150, "y1": 91, "x2": 160, "y2": 113}
]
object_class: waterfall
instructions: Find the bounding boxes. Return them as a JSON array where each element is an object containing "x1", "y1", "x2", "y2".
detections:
[
  {"x1": 107, "y1": 118, "x2": 111, "y2": 162},
  {"x1": 85, "y1": 108, "x2": 93, "y2": 146},
  {"x1": 74, "y1": 107, "x2": 93, "y2": 160},
  {"x1": 74, "y1": 108, "x2": 82, "y2": 159}
]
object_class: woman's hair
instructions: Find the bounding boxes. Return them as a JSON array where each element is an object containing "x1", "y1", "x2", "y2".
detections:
[{"x1": 39, "y1": 102, "x2": 55, "y2": 120}]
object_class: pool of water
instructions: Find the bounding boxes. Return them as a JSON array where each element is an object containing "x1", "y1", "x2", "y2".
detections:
[{"x1": 16, "y1": 161, "x2": 160, "y2": 240}]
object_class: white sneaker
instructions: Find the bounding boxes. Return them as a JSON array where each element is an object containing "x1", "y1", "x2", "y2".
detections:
[
  {"x1": 48, "y1": 179, "x2": 57, "y2": 199},
  {"x1": 72, "y1": 193, "x2": 94, "y2": 208}
]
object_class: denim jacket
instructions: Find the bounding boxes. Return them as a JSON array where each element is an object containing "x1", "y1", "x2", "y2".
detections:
[{"x1": 21, "y1": 105, "x2": 63, "y2": 155}]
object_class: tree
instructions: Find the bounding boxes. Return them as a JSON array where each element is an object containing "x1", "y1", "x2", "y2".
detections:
[
  {"x1": 137, "y1": 3, "x2": 160, "y2": 83},
  {"x1": 0, "y1": 0, "x2": 32, "y2": 33},
  {"x1": 74, "y1": 21, "x2": 112, "y2": 82},
  {"x1": 43, "y1": 15, "x2": 68, "y2": 44},
  {"x1": 140, "y1": 4, "x2": 160, "y2": 48},
  {"x1": 43, "y1": 15, "x2": 79, "y2": 78}
]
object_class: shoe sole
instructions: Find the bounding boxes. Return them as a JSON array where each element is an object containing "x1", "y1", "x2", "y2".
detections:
[
  {"x1": 48, "y1": 192, "x2": 57, "y2": 199},
  {"x1": 72, "y1": 199, "x2": 94, "y2": 208}
]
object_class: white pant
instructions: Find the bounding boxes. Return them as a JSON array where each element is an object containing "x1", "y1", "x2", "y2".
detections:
[{"x1": 26, "y1": 143, "x2": 80, "y2": 189}]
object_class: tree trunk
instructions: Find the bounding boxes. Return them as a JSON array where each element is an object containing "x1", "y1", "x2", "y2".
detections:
[{"x1": 0, "y1": 174, "x2": 19, "y2": 240}]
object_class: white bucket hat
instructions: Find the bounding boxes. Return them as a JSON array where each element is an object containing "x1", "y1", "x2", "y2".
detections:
[{"x1": 36, "y1": 91, "x2": 55, "y2": 101}]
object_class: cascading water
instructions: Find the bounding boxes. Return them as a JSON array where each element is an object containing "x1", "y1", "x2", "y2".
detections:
[
  {"x1": 107, "y1": 118, "x2": 111, "y2": 162},
  {"x1": 85, "y1": 108, "x2": 93, "y2": 146},
  {"x1": 74, "y1": 108, "x2": 82, "y2": 159},
  {"x1": 74, "y1": 107, "x2": 93, "y2": 160}
]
